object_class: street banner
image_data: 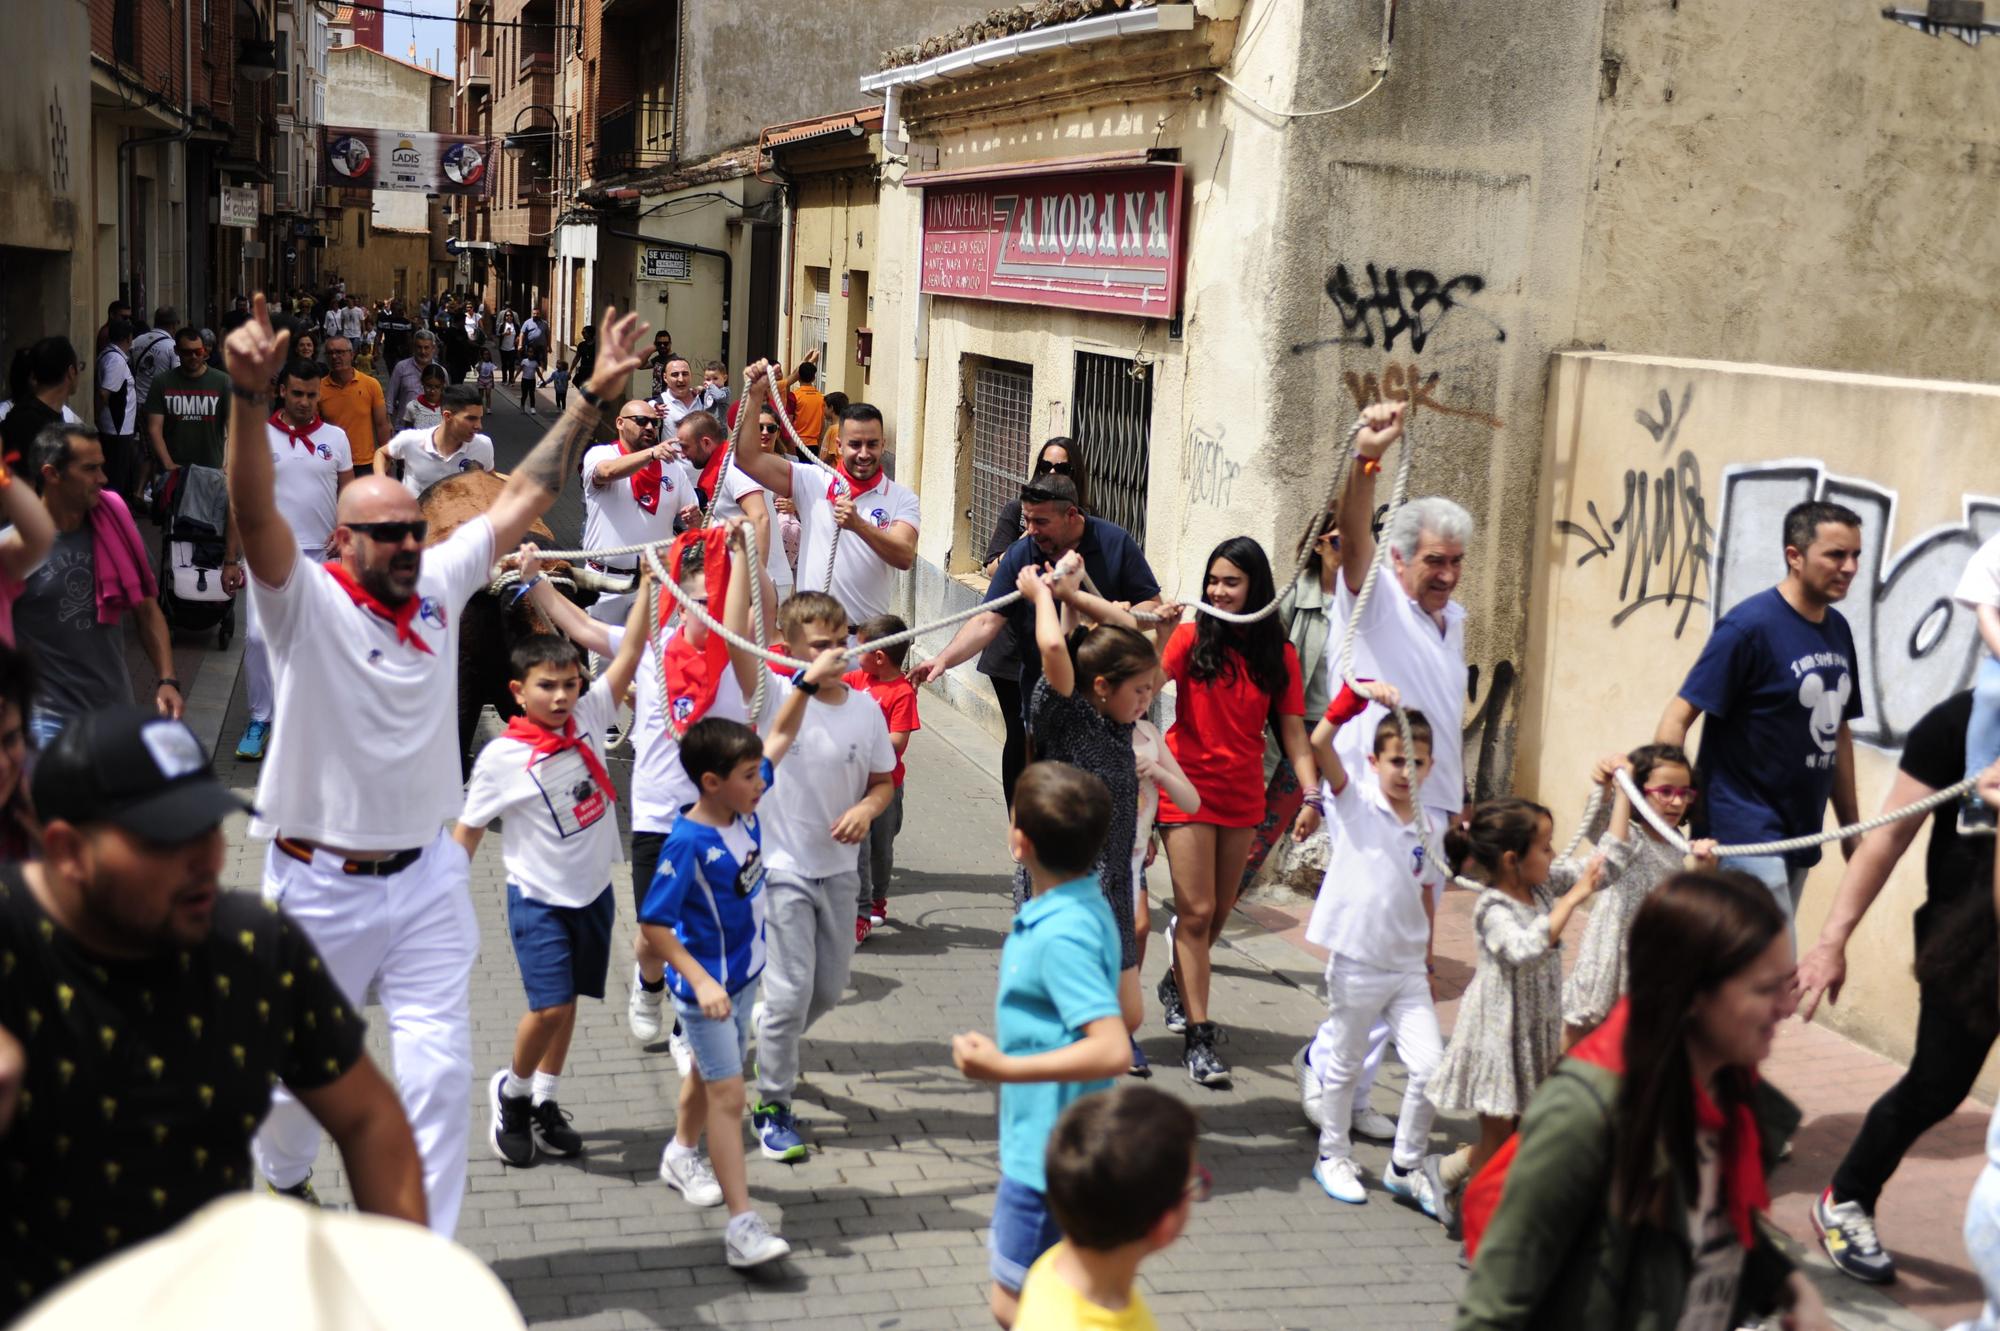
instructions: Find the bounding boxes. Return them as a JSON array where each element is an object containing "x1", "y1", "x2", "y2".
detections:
[
  {"x1": 917, "y1": 163, "x2": 1184, "y2": 317},
  {"x1": 320, "y1": 127, "x2": 492, "y2": 196}
]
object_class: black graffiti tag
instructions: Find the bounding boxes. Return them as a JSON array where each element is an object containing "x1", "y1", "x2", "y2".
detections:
[
  {"x1": 1323, "y1": 264, "x2": 1503, "y2": 354},
  {"x1": 1557, "y1": 449, "x2": 1715, "y2": 638}
]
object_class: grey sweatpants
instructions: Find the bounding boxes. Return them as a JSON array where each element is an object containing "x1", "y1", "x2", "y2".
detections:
[
  {"x1": 855, "y1": 785, "x2": 905, "y2": 910},
  {"x1": 755, "y1": 868, "x2": 861, "y2": 1105}
]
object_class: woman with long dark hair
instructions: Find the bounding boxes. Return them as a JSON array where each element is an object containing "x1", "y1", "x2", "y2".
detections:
[
  {"x1": 1455, "y1": 870, "x2": 1832, "y2": 1330},
  {"x1": 980, "y1": 438, "x2": 1090, "y2": 807},
  {"x1": 1155, "y1": 536, "x2": 1317, "y2": 1086}
]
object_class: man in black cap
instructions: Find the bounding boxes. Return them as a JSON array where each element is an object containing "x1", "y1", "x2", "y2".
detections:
[{"x1": 0, "y1": 706, "x2": 425, "y2": 1320}]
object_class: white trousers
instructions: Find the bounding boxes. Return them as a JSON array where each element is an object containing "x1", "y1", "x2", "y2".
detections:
[
  {"x1": 1311, "y1": 955, "x2": 1443, "y2": 1170},
  {"x1": 251, "y1": 828, "x2": 480, "y2": 1237},
  {"x1": 243, "y1": 593, "x2": 273, "y2": 723}
]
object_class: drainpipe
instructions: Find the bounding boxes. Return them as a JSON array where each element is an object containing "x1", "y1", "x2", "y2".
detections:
[{"x1": 775, "y1": 180, "x2": 793, "y2": 366}]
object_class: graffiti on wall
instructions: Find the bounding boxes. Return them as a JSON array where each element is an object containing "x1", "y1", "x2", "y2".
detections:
[
  {"x1": 1556, "y1": 379, "x2": 1998, "y2": 748},
  {"x1": 1711, "y1": 464, "x2": 2000, "y2": 749},
  {"x1": 1291, "y1": 263, "x2": 1507, "y2": 360},
  {"x1": 1185, "y1": 424, "x2": 1242, "y2": 510},
  {"x1": 1341, "y1": 361, "x2": 1505, "y2": 430},
  {"x1": 1463, "y1": 659, "x2": 1518, "y2": 803}
]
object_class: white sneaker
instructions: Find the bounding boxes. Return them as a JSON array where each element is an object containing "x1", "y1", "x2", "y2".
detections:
[
  {"x1": 1352, "y1": 1105, "x2": 1398, "y2": 1142},
  {"x1": 628, "y1": 978, "x2": 665, "y2": 1044},
  {"x1": 1292, "y1": 1043, "x2": 1325, "y2": 1129},
  {"x1": 724, "y1": 1210, "x2": 792, "y2": 1268},
  {"x1": 1313, "y1": 1155, "x2": 1367, "y2": 1205},
  {"x1": 659, "y1": 1145, "x2": 722, "y2": 1207},
  {"x1": 668, "y1": 1022, "x2": 693, "y2": 1078}
]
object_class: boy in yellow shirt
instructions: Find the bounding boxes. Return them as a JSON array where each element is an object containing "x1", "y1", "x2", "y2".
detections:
[{"x1": 1013, "y1": 1086, "x2": 1204, "y2": 1330}]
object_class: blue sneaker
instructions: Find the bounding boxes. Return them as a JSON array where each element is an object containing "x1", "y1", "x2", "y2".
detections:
[
  {"x1": 1128, "y1": 1037, "x2": 1152, "y2": 1079},
  {"x1": 235, "y1": 720, "x2": 271, "y2": 762},
  {"x1": 752, "y1": 1101, "x2": 807, "y2": 1162}
]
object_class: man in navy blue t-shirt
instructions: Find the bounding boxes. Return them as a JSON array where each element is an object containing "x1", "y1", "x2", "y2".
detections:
[
  {"x1": 911, "y1": 474, "x2": 1160, "y2": 797},
  {"x1": 1658, "y1": 500, "x2": 1866, "y2": 933}
]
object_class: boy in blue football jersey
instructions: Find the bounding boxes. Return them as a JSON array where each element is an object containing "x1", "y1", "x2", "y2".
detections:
[{"x1": 639, "y1": 644, "x2": 844, "y2": 1270}]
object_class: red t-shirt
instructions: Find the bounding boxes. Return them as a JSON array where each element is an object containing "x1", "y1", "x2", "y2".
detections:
[
  {"x1": 1158, "y1": 623, "x2": 1304, "y2": 827},
  {"x1": 845, "y1": 669, "x2": 921, "y2": 786}
]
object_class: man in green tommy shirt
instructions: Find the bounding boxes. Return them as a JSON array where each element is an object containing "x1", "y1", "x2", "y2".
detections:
[{"x1": 144, "y1": 327, "x2": 231, "y2": 471}]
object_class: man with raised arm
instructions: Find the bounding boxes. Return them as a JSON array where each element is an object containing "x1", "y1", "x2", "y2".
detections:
[
  {"x1": 728, "y1": 362, "x2": 918, "y2": 628},
  {"x1": 220, "y1": 294, "x2": 648, "y2": 1237}
]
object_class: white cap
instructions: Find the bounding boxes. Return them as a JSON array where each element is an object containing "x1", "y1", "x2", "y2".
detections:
[{"x1": 16, "y1": 1196, "x2": 525, "y2": 1331}]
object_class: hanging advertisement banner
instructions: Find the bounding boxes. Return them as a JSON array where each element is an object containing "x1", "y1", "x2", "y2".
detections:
[
  {"x1": 320, "y1": 127, "x2": 493, "y2": 195},
  {"x1": 916, "y1": 163, "x2": 1184, "y2": 317}
]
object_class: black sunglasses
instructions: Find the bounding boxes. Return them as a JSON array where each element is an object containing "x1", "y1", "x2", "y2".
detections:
[
  {"x1": 346, "y1": 520, "x2": 428, "y2": 545},
  {"x1": 1021, "y1": 486, "x2": 1075, "y2": 506},
  {"x1": 758, "y1": 423, "x2": 779, "y2": 434},
  {"x1": 1035, "y1": 460, "x2": 1073, "y2": 475},
  {"x1": 619, "y1": 416, "x2": 660, "y2": 429}
]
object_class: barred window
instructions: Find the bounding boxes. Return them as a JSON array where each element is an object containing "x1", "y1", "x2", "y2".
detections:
[
  {"x1": 966, "y1": 357, "x2": 1034, "y2": 569},
  {"x1": 1070, "y1": 351, "x2": 1152, "y2": 547}
]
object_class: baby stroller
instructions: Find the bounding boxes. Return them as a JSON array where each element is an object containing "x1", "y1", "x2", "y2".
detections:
[{"x1": 156, "y1": 464, "x2": 235, "y2": 648}]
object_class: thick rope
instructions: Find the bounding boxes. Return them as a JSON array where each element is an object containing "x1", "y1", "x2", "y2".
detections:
[
  {"x1": 644, "y1": 523, "x2": 769, "y2": 738},
  {"x1": 1614, "y1": 766, "x2": 1975, "y2": 859},
  {"x1": 756, "y1": 366, "x2": 847, "y2": 591}
]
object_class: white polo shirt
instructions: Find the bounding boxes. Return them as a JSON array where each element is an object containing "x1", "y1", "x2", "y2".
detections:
[
  {"x1": 1326, "y1": 574, "x2": 1468, "y2": 816},
  {"x1": 580, "y1": 443, "x2": 698, "y2": 571},
  {"x1": 382, "y1": 426, "x2": 495, "y2": 498},
  {"x1": 789, "y1": 460, "x2": 920, "y2": 624},
  {"x1": 249, "y1": 517, "x2": 497, "y2": 850},
  {"x1": 607, "y1": 624, "x2": 776, "y2": 834},
  {"x1": 1304, "y1": 773, "x2": 1444, "y2": 973},
  {"x1": 264, "y1": 416, "x2": 354, "y2": 552},
  {"x1": 460, "y1": 677, "x2": 621, "y2": 907}
]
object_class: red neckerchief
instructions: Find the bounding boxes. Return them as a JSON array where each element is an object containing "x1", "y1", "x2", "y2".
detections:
[
  {"x1": 323, "y1": 560, "x2": 433, "y2": 655},
  {"x1": 695, "y1": 444, "x2": 729, "y2": 512},
  {"x1": 620, "y1": 440, "x2": 662, "y2": 514},
  {"x1": 502, "y1": 713, "x2": 615, "y2": 805},
  {"x1": 661, "y1": 528, "x2": 732, "y2": 732},
  {"x1": 268, "y1": 410, "x2": 325, "y2": 451},
  {"x1": 1574, "y1": 1000, "x2": 1768, "y2": 1250},
  {"x1": 826, "y1": 462, "x2": 885, "y2": 504}
]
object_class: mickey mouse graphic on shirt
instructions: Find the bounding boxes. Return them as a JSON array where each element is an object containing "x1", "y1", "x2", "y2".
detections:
[{"x1": 1798, "y1": 668, "x2": 1852, "y2": 771}]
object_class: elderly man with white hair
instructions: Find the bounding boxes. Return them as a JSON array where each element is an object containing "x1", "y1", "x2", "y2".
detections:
[{"x1": 1294, "y1": 399, "x2": 1473, "y2": 1166}]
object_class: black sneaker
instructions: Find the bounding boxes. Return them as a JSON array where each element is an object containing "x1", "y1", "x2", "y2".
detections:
[
  {"x1": 267, "y1": 1173, "x2": 321, "y2": 1206},
  {"x1": 531, "y1": 1098, "x2": 583, "y2": 1157},
  {"x1": 1157, "y1": 970, "x2": 1188, "y2": 1036},
  {"x1": 1813, "y1": 1187, "x2": 1896, "y2": 1283},
  {"x1": 488, "y1": 1070, "x2": 536, "y2": 1166},
  {"x1": 1958, "y1": 795, "x2": 1998, "y2": 838},
  {"x1": 1183, "y1": 1022, "x2": 1231, "y2": 1087}
]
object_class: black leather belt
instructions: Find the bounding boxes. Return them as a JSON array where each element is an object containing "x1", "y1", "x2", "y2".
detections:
[{"x1": 277, "y1": 838, "x2": 425, "y2": 876}]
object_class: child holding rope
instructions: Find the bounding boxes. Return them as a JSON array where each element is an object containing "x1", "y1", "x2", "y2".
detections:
[
  {"x1": 1560, "y1": 745, "x2": 1716, "y2": 1047},
  {"x1": 1153, "y1": 537, "x2": 1318, "y2": 1089},
  {"x1": 1013, "y1": 556, "x2": 1164, "y2": 1055},
  {"x1": 1426, "y1": 799, "x2": 1606, "y2": 1209}
]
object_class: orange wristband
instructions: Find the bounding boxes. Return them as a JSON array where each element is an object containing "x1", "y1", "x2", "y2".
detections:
[{"x1": 1354, "y1": 454, "x2": 1381, "y2": 476}]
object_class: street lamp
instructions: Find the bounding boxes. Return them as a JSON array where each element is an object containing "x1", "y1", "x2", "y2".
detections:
[{"x1": 503, "y1": 104, "x2": 559, "y2": 158}]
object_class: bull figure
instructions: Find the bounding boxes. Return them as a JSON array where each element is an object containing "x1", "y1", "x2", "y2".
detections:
[{"x1": 418, "y1": 469, "x2": 633, "y2": 773}]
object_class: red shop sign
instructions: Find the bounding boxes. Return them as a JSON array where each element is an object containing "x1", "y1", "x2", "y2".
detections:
[{"x1": 918, "y1": 164, "x2": 1185, "y2": 317}]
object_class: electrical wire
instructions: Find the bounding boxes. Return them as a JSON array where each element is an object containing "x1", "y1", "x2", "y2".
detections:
[{"x1": 1216, "y1": 70, "x2": 1385, "y2": 120}]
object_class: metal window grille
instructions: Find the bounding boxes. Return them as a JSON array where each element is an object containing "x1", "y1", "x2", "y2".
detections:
[
  {"x1": 969, "y1": 359, "x2": 1034, "y2": 560},
  {"x1": 800, "y1": 272, "x2": 830, "y2": 368},
  {"x1": 1070, "y1": 351, "x2": 1153, "y2": 547}
]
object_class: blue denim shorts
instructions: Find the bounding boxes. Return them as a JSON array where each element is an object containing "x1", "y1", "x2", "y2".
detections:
[
  {"x1": 987, "y1": 1175, "x2": 1062, "y2": 1293},
  {"x1": 670, "y1": 975, "x2": 760, "y2": 1082},
  {"x1": 505, "y1": 883, "x2": 615, "y2": 1010}
]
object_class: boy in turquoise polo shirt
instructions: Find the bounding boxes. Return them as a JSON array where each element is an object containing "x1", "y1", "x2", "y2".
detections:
[{"x1": 952, "y1": 760, "x2": 1130, "y2": 1329}]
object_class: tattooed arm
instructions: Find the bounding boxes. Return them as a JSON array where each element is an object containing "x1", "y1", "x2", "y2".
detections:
[{"x1": 486, "y1": 308, "x2": 648, "y2": 552}]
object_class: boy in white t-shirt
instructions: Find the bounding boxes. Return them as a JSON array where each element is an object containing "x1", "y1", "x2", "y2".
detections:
[
  {"x1": 734, "y1": 590, "x2": 896, "y2": 1162},
  {"x1": 1955, "y1": 530, "x2": 2000, "y2": 835},
  {"x1": 1297, "y1": 682, "x2": 1448, "y2": 1221},
  {"x1": 453, "y1": 614, "x2": 647, "y2": 1167}
]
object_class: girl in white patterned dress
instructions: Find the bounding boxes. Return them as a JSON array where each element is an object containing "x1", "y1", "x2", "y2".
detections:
[
  {"x1": 1561, "y1": 744, "x2": 1717, "y2": 1047},
  {"x1": 1428, "y1": 798, "x2": 1605, "y2": 1183}
]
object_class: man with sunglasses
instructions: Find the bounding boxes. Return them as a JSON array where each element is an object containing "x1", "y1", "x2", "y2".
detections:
[
  {"x1": 676, "y1": 410, "x2": 778, "y2": 596},
  {"x1": 143, "y1": 328, "x2": 231, "y2": 473},
  {"x1": 220, "y1": 294, "x2": 651, "y2": 1237},
  {"x1": 582, "y1": 399, "x2": 698, "y2": 627}
]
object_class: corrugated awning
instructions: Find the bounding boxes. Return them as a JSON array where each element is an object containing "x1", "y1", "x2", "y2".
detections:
[
  {"x1": 762, "y1": 106, "x2": 885, "y2": 150},
  {"x1": 901, "y1": 148, "x2": 1162, "y2": 187}
]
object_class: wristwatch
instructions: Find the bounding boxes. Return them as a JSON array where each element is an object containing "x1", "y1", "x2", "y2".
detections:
[
  {"x1": 157, "y1": 677, "x2": 181, "y2": 691},
  {"x1": 791, "y1": 670, "x2": 820, "y2": 696}
]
